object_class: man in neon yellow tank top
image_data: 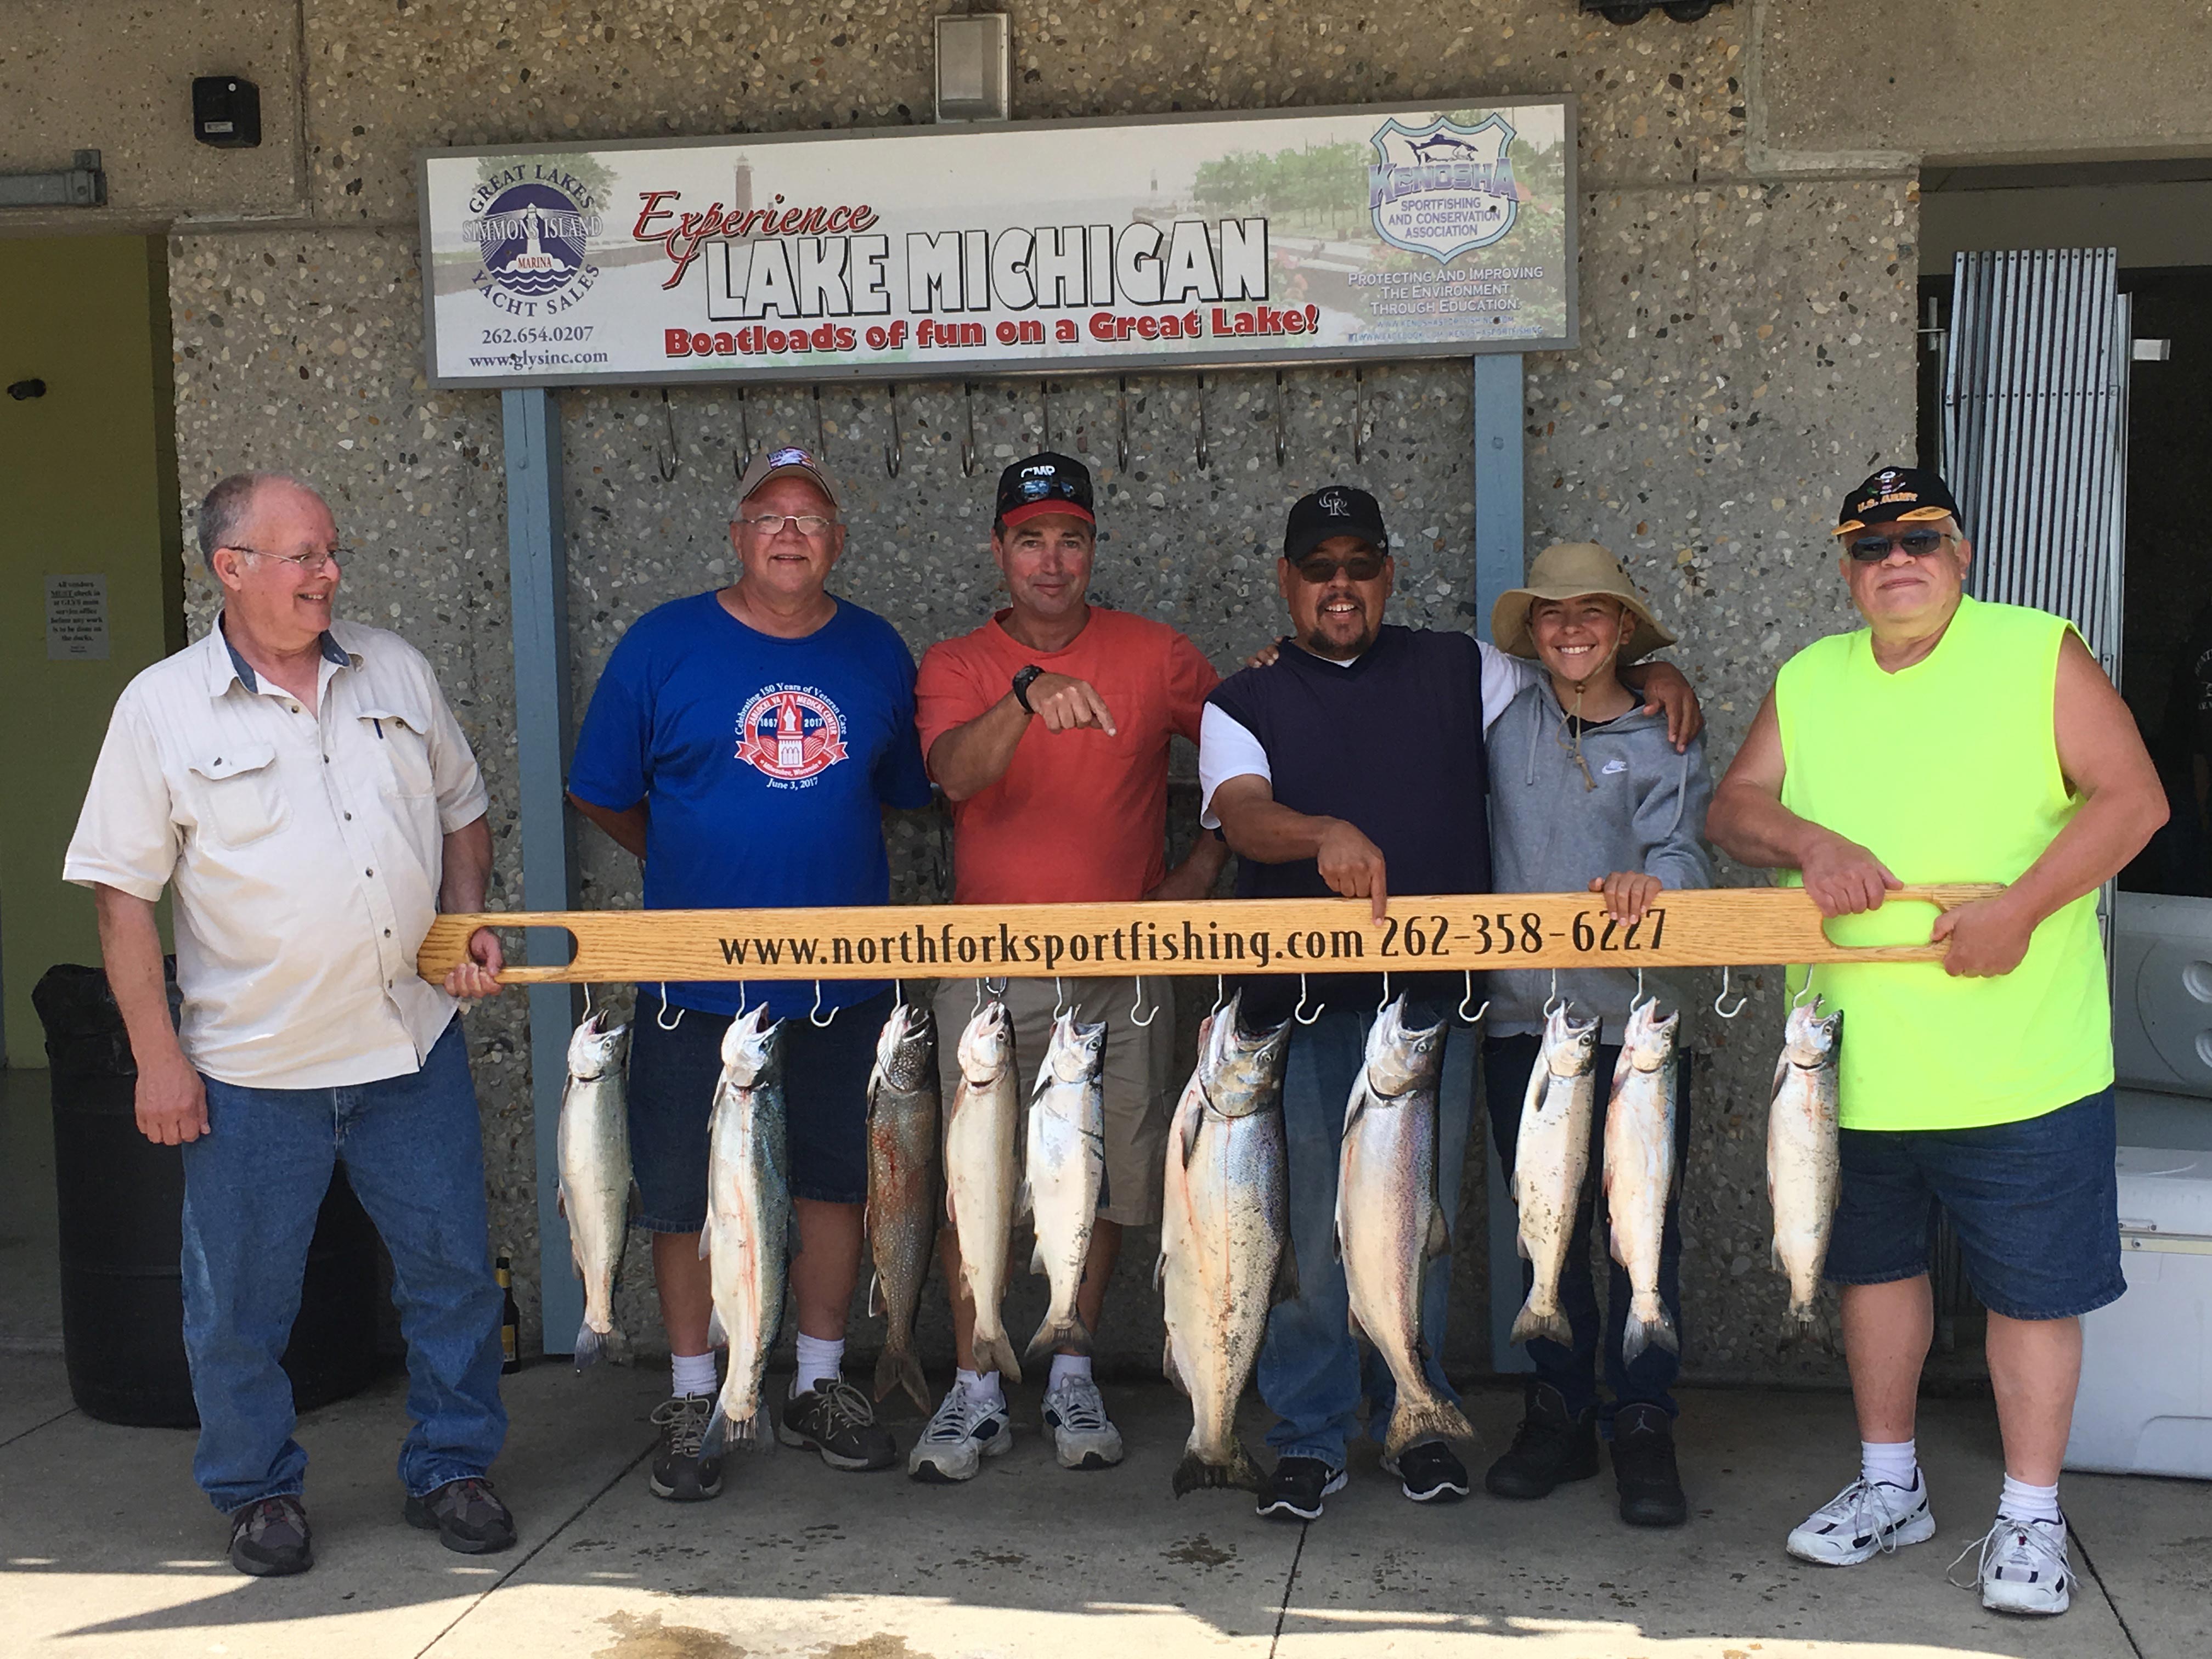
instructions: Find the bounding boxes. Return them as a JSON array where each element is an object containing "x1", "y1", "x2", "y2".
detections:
[{"x1": 1708, "y1": 466, "x2": 2166, "y2": 1618}]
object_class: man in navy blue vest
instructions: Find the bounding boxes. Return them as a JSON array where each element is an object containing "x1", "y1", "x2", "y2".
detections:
[{"x1": 1202, "y1": 485, "x2": 1701, "y2": 1521}]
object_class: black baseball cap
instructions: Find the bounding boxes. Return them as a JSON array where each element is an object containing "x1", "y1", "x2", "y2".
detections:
[
  {"x1": 995, "y1": 452, "x2": 1094, "y2": 529},
  {"x1": 1284, "y1": 484, "x2": 1389, "y2": 565},
  {"x1": 1834, "y1": 465, "x2": 1963, "y2": 537}
]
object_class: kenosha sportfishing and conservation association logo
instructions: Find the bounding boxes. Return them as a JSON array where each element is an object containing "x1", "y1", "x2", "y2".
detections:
[
  {"x1": 1367, "y1": 115, "x2": 1521, "y2": 263},
  {"x1": 735, "y1": 685, "x2": 849, "y2": 786},
  {"x1": 464, "y1": 167, "x2": 604, "y2": 314}
]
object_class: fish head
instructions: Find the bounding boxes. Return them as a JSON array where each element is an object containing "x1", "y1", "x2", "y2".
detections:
[
  {"x1": 1624, "y1": 997, "x2": 1679, "y2": 1070},
  {"x1": 1203, "y1": 991, "x2": 1292, "y2": 1118},
  {"x1": 1363, "y1": 994, "x2": 1448, "y2": 1098},
  {"x1": 566, "y1": 1011, "x2": 629, "y2": 1080},
  {"x1": 1044, "y1": 1009, "x2": 1108, "y2": 1084},
  {"x1": 956, "y1": 997, "x2": 1013, "y2": 1084},
  {"x1": 719, "y1": 1004, "x2": 781, "y2": 1084},
  {"x1": 1544, "y1": 1001, "x2": 1602, "y2": 1075},
  {"x1": 1783, "y1": 996, "x2": 1843, "y2": 1066},
  {"x1": 872, "y1": 1001, "x2": 938, "y2": 1094}
]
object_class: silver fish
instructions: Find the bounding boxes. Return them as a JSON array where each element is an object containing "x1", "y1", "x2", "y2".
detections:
[
  {"x1": 943, "y1": 996, "x2": 1023, "y2": 1383},
  {"x1": 1768, "y1": 996, "x2": 1844, "y2": 1333},
  {"x1": 1159, "y1": 995, "x2": 1293, "y2": 1497},
  {"x1": 701, "y1": 1006, "x2": 788, "y2": 1457},
  {"x1": 557, "y1": 1011, "x2": 633, "y2": 1370},
  {"x1": 866, "y1": 1000, "x2": 941, "y2": 1411},
  {"x1": 1511, "y1": 1000, "x2": 1601, "y2": 1347},
  {"x1": 1336, "y1": 995, "x2": 1475, "y2": 1462},
  {"x1": 1602, "y1": 997, "x2": 1681, "y2": 1365},
  {"x1": 1025, "y1": 1009, "x2": 1108, "y2": 1362}
]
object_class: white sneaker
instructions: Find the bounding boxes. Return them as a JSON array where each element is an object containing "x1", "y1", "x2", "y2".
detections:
[
  {"x1": 1041, "y1": 1372, "x2": 1125, "y2": 1470},
  {"x1": 1951, "y1": 1513, "x2": 2074, "y2": 1616},
  {"x1": 1785, "y1": 1474, "x2": 1937, "y2": 1565},
  {"x1": 906, "y1": 1386, "x2": 1013, "y2": 1484}
]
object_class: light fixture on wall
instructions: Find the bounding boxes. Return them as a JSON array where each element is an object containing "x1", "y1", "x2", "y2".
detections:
[
  {"x1": 1581, "y1": 0, "x2": 1726, "y2": 24},
  {"x1": 935, "y1": 13, "x2": 1011, "y2": 123}
]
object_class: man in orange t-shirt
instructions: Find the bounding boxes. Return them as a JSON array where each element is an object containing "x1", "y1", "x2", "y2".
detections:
[{"x1": 909, "y1": 451, "x2": 1226, "y2": 1483}]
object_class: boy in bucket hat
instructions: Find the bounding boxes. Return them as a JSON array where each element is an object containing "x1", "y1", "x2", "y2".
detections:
[{"x1": 1479, "y1": 541, "x2": 1712, "y2": 1528}]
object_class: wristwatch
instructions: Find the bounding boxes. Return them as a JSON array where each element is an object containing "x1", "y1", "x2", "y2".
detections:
[{"x1": 1011, "y1": 664, "x2": 1043, "y2": 713}]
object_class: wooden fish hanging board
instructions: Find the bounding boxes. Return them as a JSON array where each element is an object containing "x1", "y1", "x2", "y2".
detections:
[{"x1": 416, "y1": 886, "x2": 2003, "y2": 986}]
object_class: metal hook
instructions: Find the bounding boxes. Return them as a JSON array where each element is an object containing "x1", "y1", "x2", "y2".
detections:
[
  {"x1": 812, "y1": 385, "x2": 827, "y2": 459},
  {"x1": 1130, "y1": 978, "x2": 1159, "y2": 1028},
  {"x1": 1040, "y1": 379, "x2": 1053, "y2": 450},
  {"x1": 1788, "y1": 964, "x2": 1820, "y2": 1008},
  {"x1": 1352, "y1": 366, "x2": 1365, "y2": 466},
  {"x1": 1053, "y1": 976, "x2": 1068, "y2": 1018},
  {"x1": 656, "y1": 388, "x2": 680, "y2": 481},
  {"x1": 1459, "y1": 971, "x2": 1489, "y2": 1025},
  {"x1": 582, "y1": 982, "x2": 595, "y2": 1020},
  {"x1": 1714, "y1": 964, "x2": 1748, "y2": 1019},
  {"x1": 1635, "y1": 966, "x2": 1647, "y2": 1007},
  {"x1": 1378, "y1": 970, "x2": 1392, "y2": 1012},
  {"x1": 656, "y1": 982, "x2": 684, "y2": 1031},
  {"x1": 1542, "y1": 966, "x2": 1562, "y2": 1018},
  {"x1": 809, "y1": 980, "x2": 838, "y2": 1029},
  {"x1": 1214, "y1": 973, "x2": 1227, "y2": 1014},
  {"x1": 1294, "y1": 973, "x2": 1325, "y2": 1026},
  {"x1": 893, "y1": 979, "x2": 906, "y2": 1009},
  {"x1": 733, "y1": 386, "x2": 752, "y2": 475},
  {"x1": 1116, "y1": 376, "x2": 1131, "y2": 471},
  {"x1": 1194, "y1": 374, "x2": 1210, "y2": 471},
  {"x1": 884, "y1": 382, "x2": 902, "y2": 479},
  {"x1": 960, "y1": 381, "x2": 979, "y2": 477},
  {"x1": 1273, "y1": 370, "x2": 1288, "y2": 468}
]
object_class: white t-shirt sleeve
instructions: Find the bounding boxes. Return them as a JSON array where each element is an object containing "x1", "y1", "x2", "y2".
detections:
[
  {"x1": 1198, "y1": 702, "x2": 1271, "y2": 830},
  {"x1": 1477, "y1": 639, "x2": 1542, "y2": 732}
]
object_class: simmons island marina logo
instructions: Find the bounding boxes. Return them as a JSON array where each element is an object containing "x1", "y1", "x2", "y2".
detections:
[
  {"x1": 1367, "y1": 115, "x2": 1521, "y2": 263},
  {"x1": 464, "y1": 163, "x2": 605, "y2": 316},
  {"x1": 735, "y1": 685, "x2": 849, "y2": 786}
]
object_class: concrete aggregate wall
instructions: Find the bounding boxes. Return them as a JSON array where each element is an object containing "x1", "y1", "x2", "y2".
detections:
[{"x1": 113, "y1": 0, "x2": 1931, "y2": 1385}]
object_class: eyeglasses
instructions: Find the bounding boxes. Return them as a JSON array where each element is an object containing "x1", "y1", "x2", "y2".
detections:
[
  {"x1": 1014, "y1": 476, "x2": 1084, "y2": 503},
  {"x1": 225, "y1": 544, "x2": 348, "y2": 572},
  {"x1": 1293, "y1": 551, "x2": 1388, "y2": 583},
  {"x1": 1846, "y1": 528, "x2": 1955, "y2": 563},
  {"x1": 736, "y1": 513, "x2": 839, "y2": 537}
]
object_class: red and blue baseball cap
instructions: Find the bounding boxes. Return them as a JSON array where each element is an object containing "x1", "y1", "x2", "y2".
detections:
[{"x1": 995, "y1": 452, "x2": 1094, "y2": 529}]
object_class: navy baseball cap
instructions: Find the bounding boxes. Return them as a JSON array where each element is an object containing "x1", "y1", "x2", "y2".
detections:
[
  {"x1": 1284, "y1": 484, "x2": 1389, "y2": 563},
  {"x1": 1835, "y1": 465, "x2": 1963, "y2": 537},
  {"x1": 995, "y1": 452, "x2": 1094, "y2": 529}
]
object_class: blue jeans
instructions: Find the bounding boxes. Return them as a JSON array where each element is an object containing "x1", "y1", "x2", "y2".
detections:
[
  {"x1": 182, "y1": 1019, "x2": 507, "y2": 1513},
  {"x1": 1257, "y1": 998, "x2": 1476, "y2": 1471},
  {"x1": 1483, "y1": 1033, "x2": 1689, "y2": 1424}
]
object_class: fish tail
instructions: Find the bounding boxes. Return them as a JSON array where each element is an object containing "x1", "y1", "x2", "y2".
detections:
[
  {"x1": 1621, "y1": 1299, "x2": 1678, "y2": 1365},
  {"x1": 573, "y1": 1322, "x2": 603, "y2": 1372},
  {"x1": 1383, "y1": 1395, "x2": 1476, "y2": 1463},
  {"x1": 1509, "y1": 1294, "x2": 1572, "y2": 1350},
  {"x1": 1171, "y1": 1440, "x2": 1263, "y2": 1499},
  {"x1": 1024, "y1": 1308, "x2": 1092, "y2": 1363},
  {"x1": 1782, "y1": 1300, "x2": 1822, "y2": 1339},
  {"x1": 974, "y1": 1327, "x2": 1025, "y2": 1388},
  {"x1": 874, "y1": 1341, "x2": 930, "y2": 1413}
]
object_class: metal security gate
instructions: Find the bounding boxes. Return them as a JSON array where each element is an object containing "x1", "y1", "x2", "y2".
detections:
[{"x1": 1940, "y1": 247, "x2": 2132, "y2": 679}]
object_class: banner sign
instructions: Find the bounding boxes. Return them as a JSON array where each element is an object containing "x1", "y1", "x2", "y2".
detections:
[{"x1": 417, "y1": 98, "x2": 1575, "y2": 389}]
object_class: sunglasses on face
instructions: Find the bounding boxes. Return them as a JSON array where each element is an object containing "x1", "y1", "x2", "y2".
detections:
[
  {"x1": 1293, "y1": 551, "x2": 1387, "y2": 583},
  {"x1": 1847, "y1": 528, "x2": 1954, "y2": 562}
]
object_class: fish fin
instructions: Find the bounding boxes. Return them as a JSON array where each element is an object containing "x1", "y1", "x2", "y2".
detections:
[
  {"x1": 1153, "y1": 1250, "x2": 1168, "y2": 1292},
  {"x1": 706, "y1": 1307, "x2": 727, "y2": 1349},
  {"x1": 1514, "y1": 1228, "x2": 1531, "y2": 1261},
  {"x1": 1172, "y1": 1441, "x2": 1263, "y2": 1499},
  {"x1": 1770, "y1": 1237, "x2": 1785, "y2": 1274},
  {"x1": 555, "y1": 1187, "x2": 567, "y2": 1220},
  {"x1": 697, "y1": 1229, "x2": 713, "y2": 1261},
  {"x1": 1509, "y1": 1296, "x2": 1572, "y2": 1349},
  {"x1": 1424, "y1": 1205, "x2": 1450, "y2": 1262},
  {"x1": 627, "y1": 1181, "x2": 642, "y2": 1227},
  {"x1": 1622, "y1": 1304, "x2": 1679, "y2": 1367},
  {"x1": 1026, "y1": 1310, "x2": 1091, "y2": 1362},
  {"x1": 1269, "y1": 1242, "x2": 1301, "y2": 1307},
  {"x1": 1014, "y1": 1180, "x2": 1032, "y2": 1223},
  {"x1": 1097, "y1": 1161, "x2": 1112, "y2": 1212},
  {"x1": 1347, "y1": 1304, "x2": 1365, "y2": 1343},
  {"x1": 866, "y1": 1271, "x2": 885, "y2": 1319},
  {"x1": 974, "y1": 1328, "x2": 1024, "y2": 1387},
  {"x1": 1383, "y1": 1395, "x2": 1476, "y2": 1463},
  {"x1": 573, "y1": 1323, "x2": 603, "y2": 1371},
  {"x1": 1173, "y1": 1097, "x2": 1204, "y2": 1167},
  {"x1": 874, "y1": 1344, "x2": 930, "y2": 1414},
  {"x1": 1162, "y1": 1335, "x2": 1188, "y2": 1397},
  {"x1": 1331, "y1": 1222, "x2": 1344, "y2": 1265},
  {"x1": 1770, "y1": 1051, "x2": 1790, "y2": 1105}
]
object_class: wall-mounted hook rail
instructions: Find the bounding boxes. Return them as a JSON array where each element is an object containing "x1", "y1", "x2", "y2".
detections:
[
  {"x1": 960, "y1": 381, "x2": 979, "y2": 477},
  {"x1": 1194, "y1": 374, "x2": 1210, "y2": 471},
  {"x1": 733, "y1": 386, "x2": 752, "y2": 475},
  {"x1": 884, "y1": 382, "x2": 902, "y2": 478},
  {"x1": 1353, "y1": 367, "x2": 1365, "y2": 466},
  {"x1": 812, "y1": 385, "x2": 827, "y2": 458},
  {"x1": 655, "y1": 388, "x2": 680, "y2": 481},
  {"x1": 1116, "y1": 376, "x2": 1131, "y2": 471},
  {"x1": 1273, "y1": 370, "x2": 1288, "y2": 468},
  {"x1": 1040, "y1": 379, "x2": 1053, "y2": 450}
]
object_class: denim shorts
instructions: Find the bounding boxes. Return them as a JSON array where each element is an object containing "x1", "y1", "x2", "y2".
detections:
[
  {"x1": 1823, "y1": 1086, "x2": 2125, "y2": 1321},
  {"x1": 626, "y1": 988, "x2": 890, "y2": 1228}
]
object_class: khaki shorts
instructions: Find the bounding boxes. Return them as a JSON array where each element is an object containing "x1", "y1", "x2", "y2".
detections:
[{"x1": 931, "y1": 975, "x2": 1175, "y2": 1227}]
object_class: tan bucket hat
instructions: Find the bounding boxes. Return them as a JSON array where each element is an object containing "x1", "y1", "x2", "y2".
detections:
[{"x1": 1489, "y1": 541, "x2": 1676, "y2": 663}]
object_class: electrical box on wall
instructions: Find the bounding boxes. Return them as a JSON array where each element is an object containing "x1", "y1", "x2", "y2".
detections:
[
  {"x1": 934, "y1": 14, "x2": 1009, "y2": 123},
  {"x1": 193, "y1": 77, "x2": 261, "y2": 148}
]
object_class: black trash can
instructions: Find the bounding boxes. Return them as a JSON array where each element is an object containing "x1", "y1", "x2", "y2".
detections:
[{"x1": 34, "y1": 963, "x2": 383, "y2": 1428}]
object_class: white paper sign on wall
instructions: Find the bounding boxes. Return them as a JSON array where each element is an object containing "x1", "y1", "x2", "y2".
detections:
[{"x1": 46, "y1": 574, "x2": 109, "y2": 661}]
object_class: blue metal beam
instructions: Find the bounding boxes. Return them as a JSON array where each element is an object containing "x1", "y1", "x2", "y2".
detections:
[
  {"x1": 1472, "y1": 353, "x2": 1533, "y2": 1375},
  {"x1": 500, "y1": 387, "x2": 583, "y2": 1358}
]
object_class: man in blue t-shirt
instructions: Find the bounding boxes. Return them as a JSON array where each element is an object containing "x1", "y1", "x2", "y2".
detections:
[{"x1": 567, "y1": 445, "x2": 930, "y2": 1503}]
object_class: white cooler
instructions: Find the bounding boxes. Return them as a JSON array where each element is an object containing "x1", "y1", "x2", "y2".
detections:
[{"x1": 2064, "y1": 1146, "x2": 2212, "y2": 1478}]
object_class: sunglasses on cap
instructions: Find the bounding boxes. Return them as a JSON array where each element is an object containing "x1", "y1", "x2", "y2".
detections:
[
  {"x1": 1846, "y1": 527, "x2": 1956, "y2": 563},
  {"x1": 1293, "y1": 549, "x2": 1388, "y2": 583},
  {"x1": 1016, "y1": 475, "x2": 1085, "y2": 503}
]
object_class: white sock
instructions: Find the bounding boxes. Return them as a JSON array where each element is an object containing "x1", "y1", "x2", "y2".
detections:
[
  {"x1": 1047, "y1": 1353, "x2": 1093, "y2": 1392},
  {"x1": 792, "y1": 1333, "x2": 844, "y2": 1396},
  {"x1": 1860, "y1": 1438, "x2": 1920, "y2": 1491},
  {"x1": 670, "y1": 1351, "x2": 717, "y2": 1399},
  {"x1": 2000, "y1": 1474, "x2": 2063, "y2": 1525},
  {"x1": 957, "y1": 1366, "x2": 1005, "y2": 1406}
]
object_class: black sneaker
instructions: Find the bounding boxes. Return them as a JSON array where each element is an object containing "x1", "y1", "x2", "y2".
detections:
[
  {"x1": 649, "y1": 1393, "x2": 724, "y2": 1502},
  {"x1": 1485, "y1": 1381, "x2": 1600, "y2": 1499},
  {"x1": 1610, "y1": 1402, "x2": 1688, "y2": 1527},
  {"x1": 778, "y1": 1376, "x2": 898, "y2": 1471},
  {"x1": 1382, "y1": 1438, "x2": 1470, "y2": 1503},
  {"x1": 403, "y1": 1476, "x2": 517, "y2": 1554},
  {"x1": 228, "y1": 1494, "x2": 312, "y2": 1577},
  {"x1": 1256, "y1": 1454, "x2": 1347, "y2": 1521}
]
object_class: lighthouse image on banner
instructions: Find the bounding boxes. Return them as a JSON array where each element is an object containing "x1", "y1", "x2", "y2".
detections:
[{"x1": 1366, "y1": 114, "x2": 1522, "y2": 264}]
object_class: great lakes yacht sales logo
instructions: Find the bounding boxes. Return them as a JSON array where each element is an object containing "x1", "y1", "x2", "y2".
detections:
[{"x1": 465, "y1": 165, "x2": 604, "y2": 314}]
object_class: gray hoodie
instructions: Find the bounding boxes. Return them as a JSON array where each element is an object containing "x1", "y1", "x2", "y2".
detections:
[{"x1": 1485, "y1": 678, "x2": 1714, "y2": 1043}]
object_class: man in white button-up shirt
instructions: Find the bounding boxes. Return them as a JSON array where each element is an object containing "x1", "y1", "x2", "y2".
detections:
[{"x1": 64, "y1": 472, "x2": 515, "y2": 1578}]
